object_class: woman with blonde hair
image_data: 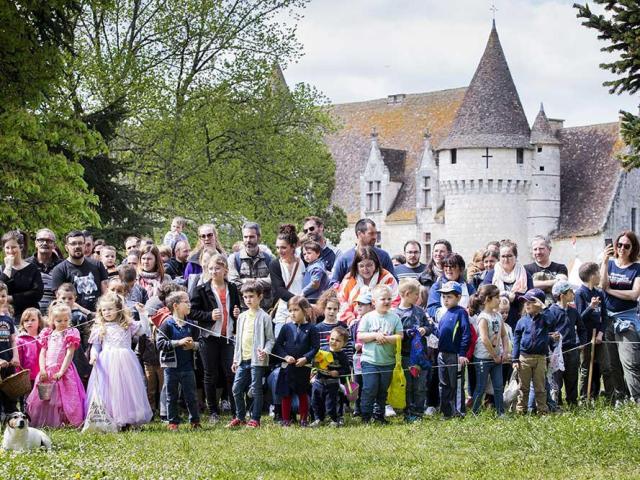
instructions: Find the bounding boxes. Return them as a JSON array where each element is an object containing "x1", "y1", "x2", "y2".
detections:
[{"x1": 184, "y1": 224, "x2": 225, "y2": 280}]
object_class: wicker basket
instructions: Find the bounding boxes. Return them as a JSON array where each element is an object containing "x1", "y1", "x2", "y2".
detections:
[
  {"x1": 37, "y1": 382, "x2": 54, "y2": 401},
  {"x1": 0, "y1": 369, "x2": 32, "y2": 400}
]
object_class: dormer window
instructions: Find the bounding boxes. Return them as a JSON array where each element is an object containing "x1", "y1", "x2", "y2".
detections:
[
  {"x1": 366, "y1": 181, "x2": 381, "y2": 212},
  {"x1": 422, "y1": 176, "x2": 432, "y2": 208}
]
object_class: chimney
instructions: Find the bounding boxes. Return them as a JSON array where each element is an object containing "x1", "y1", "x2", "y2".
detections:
[
  {"x1": 547, "y1": 118, "x2": 564, "y2": 135},
  {"x1": 387, "y1": 93, "x2": 406, "y2": 105}
]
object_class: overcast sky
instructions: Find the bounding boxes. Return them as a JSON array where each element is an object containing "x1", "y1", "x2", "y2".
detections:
[{"x1": 284, "y1": 0, "x2": 637, "y2": 127}]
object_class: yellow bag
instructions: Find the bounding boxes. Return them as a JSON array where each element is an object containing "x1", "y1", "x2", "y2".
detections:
[{"x1": 387, "y1": 337, "x2": 406, "y2": 410}]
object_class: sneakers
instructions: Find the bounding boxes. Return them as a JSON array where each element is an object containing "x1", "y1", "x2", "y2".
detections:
[
  {"x1": 329, "y1": 421, "x2": 340, "y2": 427},
  {"x1": 226, "y1": 418, "x2": 246, "y2": 428},
  {"x1": 299, "y1": 419, "x2": 309, "y2": 428},
  {"x1": 246, "y1": 419, "x2": 260, "y2": 428},
  {"x1": 191, "y1": 422, "x2": 202, "y2": 429},
  {"x1": 221, "y1": 399, "x2": 232, "y2": 412},
  {"x1": 337, "y1": 417, "x2": 345, "y2": 427},
  {"x1": 424, "y1": 406, "x2": 437, "y2": 416},
  {"x1": 209, "y1": 413, "x2": 220, "y2": 424},
  {"x1": 385, "y1": 405, "x2": 396, "y2": 417},
  {"x1": 309, "y1": 419, "x2": 323, "y2": 428},
  {"x1": 167, "y1": 423, "x2": 179, "y2": 431}
]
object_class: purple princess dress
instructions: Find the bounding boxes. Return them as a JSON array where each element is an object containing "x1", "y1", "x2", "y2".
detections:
[{"x1": 85, "y1": 321, "x2": 153, "y2": 427}]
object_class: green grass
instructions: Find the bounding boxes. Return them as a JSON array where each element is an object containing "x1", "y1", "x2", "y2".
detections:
[{"x1": 2, "y1": 405, "x2": 640, "y2": 479}]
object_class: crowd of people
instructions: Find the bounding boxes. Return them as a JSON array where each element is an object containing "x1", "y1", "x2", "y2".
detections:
[{"x1": 0, "y1": 215, "x2": 639, "y2": 431}]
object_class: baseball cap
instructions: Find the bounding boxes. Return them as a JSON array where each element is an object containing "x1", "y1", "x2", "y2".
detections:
[
  {"x1": 437, "y1": 281, "x2": 462, "y2": 295},
  {"x1": 356, "y1": 290, "x2": 372, "y2": 304},
  {"x1": 552, "y1": 280, "x2": 573, "y2": 297},
  {"x1": 522, "y1": 288, "x2": 546, "y2": 304}
]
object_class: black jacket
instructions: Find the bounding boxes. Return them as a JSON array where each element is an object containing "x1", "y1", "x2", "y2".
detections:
[{"x1": 189, "y1": 280, "x2": 241, "y2": 336}]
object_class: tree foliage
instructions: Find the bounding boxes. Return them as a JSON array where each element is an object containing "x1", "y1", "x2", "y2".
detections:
[{"x1": 574, "y1": 1, "x2": 640, "y2": 169}]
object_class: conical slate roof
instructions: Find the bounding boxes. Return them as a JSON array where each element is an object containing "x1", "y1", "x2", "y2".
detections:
[
  {"x1": 438, "y1": 22, "x2": 531, "y2": 150},
  {"x1": 530, "y1": 103, "x2": 561, "y2": 145}
]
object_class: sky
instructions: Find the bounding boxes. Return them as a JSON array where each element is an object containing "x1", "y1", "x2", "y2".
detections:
[{"x1": 284, "y1": 0, "x2": 637, "y2": 127}]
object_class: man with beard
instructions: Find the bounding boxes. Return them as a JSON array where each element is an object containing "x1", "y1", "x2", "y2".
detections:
[
  {"x1": 330, "y1": 218, "x2": 396, "y2": 285},
  {"x1": 301, "y1": 216, "x2": 341, "y2": 272},
  {"x1": 164, "y1": 240, "x2": 190, "y2": 285},
  {"x1": 51, "y1": 230, "x2": 108, "y2": 312},
  {"x1": 228, "y1": 222, "x2": 273, "y2": 310},
  {"x1": 395, "y1": 240, "x2": 426, "y2": 280},
  {"x1": 26, "y1": 228, "x2": 62, "y2": 314}
]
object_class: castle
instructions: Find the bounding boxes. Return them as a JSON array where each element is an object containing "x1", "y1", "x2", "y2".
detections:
[{"x1": 326, "y1": 21, "x2": 640, "y2": 267}]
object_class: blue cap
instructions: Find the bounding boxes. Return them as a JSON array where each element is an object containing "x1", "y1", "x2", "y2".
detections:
[
  {"x1": 356, "y1": 290, "x2": 372, "y2": 304},
  {"x1": 437, "y1": 281, "x2": 462, "y2": 295},
  {"x1": 551, "y1": 280, "x2": 573, "y2": 297},
  {"x1": 522, "y1": 288, "x2": 546, "y2": 304}
]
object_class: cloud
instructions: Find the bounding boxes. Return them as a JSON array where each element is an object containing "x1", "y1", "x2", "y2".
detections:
[{"x1": 285, "y1": 0, "x2": 637, "y2": 126}]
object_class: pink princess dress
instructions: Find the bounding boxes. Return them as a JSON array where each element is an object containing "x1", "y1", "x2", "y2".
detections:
[
  {"x1": 17, "y1": 331, "x2": 41, "y2": 382},
  {"x1": 26, "y1": 328, "x2": 87, "y2": 427},
  {"x1": 85, "y1": 321, "x2": 153, "y2": 427}
]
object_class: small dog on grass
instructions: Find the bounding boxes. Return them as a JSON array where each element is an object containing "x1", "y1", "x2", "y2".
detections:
[{"x1": 2, "y1": 412, "x2": 52, "y2": 452}]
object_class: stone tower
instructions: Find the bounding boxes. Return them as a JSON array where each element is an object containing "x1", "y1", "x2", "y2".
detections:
[
  {"x1": 528, "y1": 103, "x2": 561, "y2": 239},
  {"x1": 436, "y1": 21, "x2": 533, "y2": 258}
]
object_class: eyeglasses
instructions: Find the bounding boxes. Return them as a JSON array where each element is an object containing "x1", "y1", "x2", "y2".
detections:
[
  {"x1": 67, "y1": 241, "x2": 84, "y2": 247},
  {"x1": 199, "y1": 232, "x2": 214, "y2": 239},
  {"x1": 303, "y1": 225, "x2": 316, "y2": 234},
  {"x1": 617, "y1": 243, "x2": 632, "y2": 251},
  {"x1": 36, "y1": 238, "x2": 54, "y2": 244},
  {"x1": 500, "y1": 254, "x2": 515, "y2": 259}
]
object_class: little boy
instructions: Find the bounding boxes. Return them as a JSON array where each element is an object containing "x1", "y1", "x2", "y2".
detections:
[
  {"x1": 512, "y1": 288, "x2": 560, "y2": 414},
  {"x1": 56, "y1": 283, "x2": 92, "y2": 385},
  {"x1": 394, "y1": 278, "x2": 433, "y2": 422},
  {"x1": 351, "y1": 290, "x2": 374, "y2": 416},
  {"x1": 163, "y1": 216, "x2": 189, "y2": 251},
  {"x1": 435, "y1": 281, "x2": 471, "y2": 419},
  {"x1": 100, "y1": 245, "x2": 119, "y2": 278},
  {"x1": 0, "y1": 284, "x2": 19, "y2": 416},
  {"x1": 301, "y1": 240, "x2": 330, "y2": 302},
  {"x1": 548, "y1": 281, "x2": 588, "y2": 407},
  {"x1": 574, "y1": 262, "x2": 608, "y2": 400},
  {"x1": 311, "y1": 326, "x2": 351, "y2": 427},
  {"x1": 157, "y1": 291, "x2": 200, "y2": 430},
  {"x1": 227, "y1": 281, "x2": 275, "y2": 429}
]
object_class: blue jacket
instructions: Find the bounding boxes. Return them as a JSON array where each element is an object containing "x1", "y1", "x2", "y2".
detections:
[
  {"x1": 394, "y1": 305, "x2": 432, "y2": 357},
  {"x1": 512, "y1": 309, "x2": 557, "y2": 359},
  {"x1": 548, "y1": 303, "x2": 588, "y2": 350},
  {"x1": 436, "y1": 305, "x2": 471, "y2": 357},
  {"x1": 301, "y1": 259, "x2": 330, "y2": 300},
  {"x1": 427, "y1": 276, "x2": 475, "y2": 319},
  {"x1": 574, "y1": 285, "x2": 608, "y2": 335}
]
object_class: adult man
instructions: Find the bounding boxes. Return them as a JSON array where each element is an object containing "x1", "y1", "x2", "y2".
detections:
[
  {"x1": 51, "y1": 230, "x2": 108, "y2": 312},
  {"x1": 418, "y1": 239, "x2": 452, "y2": 289},
  {"x1": 524, "y1": 235, "x2": 568, "y2": 302},
  {"x1": 395, "y1": 240, "x2": 426, "y2": 280},
  {"x1": 301, "y1": 216, "x2": 341, "y2": 272},
  {"x1": 82, "y1": 230, "x2": 94, "y2": 258},
  {"x1": 330, "y1": 218, "x2": 396, "y2": 284},
  {"x1": 228, "y1": 222, "x2": 272, "y2": 309},
  {"x1": 26, "y1": 228, "x2": 62, "y2": 314},
  {"x1": 164, "y1": 240, "x2": 190, "y2": 285}
]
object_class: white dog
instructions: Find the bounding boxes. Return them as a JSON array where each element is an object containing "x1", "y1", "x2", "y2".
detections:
[{"x1": 2, "y1": 412, "x2": 51, "y2": 452}]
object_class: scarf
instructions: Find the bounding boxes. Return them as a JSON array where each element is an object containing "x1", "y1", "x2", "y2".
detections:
[{"x1": 492, "y1": 262, "x2": 528, "y2": 294}]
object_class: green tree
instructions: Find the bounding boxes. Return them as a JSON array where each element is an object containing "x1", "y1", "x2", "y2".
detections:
[{"x1": 574, "y1": 1, "x2": 640, "y2": 169}]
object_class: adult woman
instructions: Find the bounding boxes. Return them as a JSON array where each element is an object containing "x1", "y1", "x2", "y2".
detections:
[
  {"x1": 190, "y1": 254, "x2": 241, "y2": 422},
  {"x1": 482, "y1": 240, "x2": 533, "y2": 329},
  {"x1": 136, "y1": 245, "x2": 171, "y2": 298},
  {"x1": 184, "y1": 224, "x2": 225, "y2": 279},
  {"x1": 1, "y1": 231, "x2": 43, "y2": 319},
  {"x1": 269, "y1": 224, "x2": 305, "y2": 338},
  {"x1": 337, "y1": 246, "x2": 398, "y2": 324},
  {"x1": 601, "y1": 230, "x2": 640, "y2": 404},
  {"x1": 471, "y1": 250, "x2": 499, "y2": 290},
  {"x1": 426, "y1": 253, "x2": 476, "y2": 319},
  {"x1": 418, "y1": 239, "x2": 451, "y2": 291}
]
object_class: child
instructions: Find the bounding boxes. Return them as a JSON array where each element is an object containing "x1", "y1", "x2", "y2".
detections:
[
  {"x1": 311, "y1": 326, "x2": 350, "y2": 426},
  {"x1": 86, "y1": 292, "x2": 153, "y2": 429},
  {"x1": 436, "y1": 281, "x2": 471, "y2": 418},
  {"x1": 157, "y1": 290, "x2": 201, "y2": 430},
  {"x1": 0, "y1": 281, "x2": 13, "y2": 317},
  {"x1": 301, "y1": 240, "x2": 330, "y2": 302},
  {"x1": 574, "y1": 262, "x2": 608, "y2": 400},
  {"x1": 16, "y1": 308, "x2": 44, "y2": 385},
  {"x1": 227, "y1": 281, "x2": 275, "y2": 428},
  {"x1": 470, "y1": 285, "x2": 510, "y2": 415},
  {"x1": 158, "y1": 245, "x2": 172, "y2": 266},
  {"x1": 315, "y1": 289, "x2": 348, "y2": 351},
  {"x1": 351, "y1": 290, "x2": 373, "y2": 417},
  {"x1": 56, "y1": 283, "x2": 92, "y2": 384},
  {"x1": 394, "y1": 278, "x2": 433, "y2": 422},
  {"x1": 548, "y1": 281, "x2": 588, "y2": 407},
  {"x1": 26, "y1": 303, "x2": 86, "y2": 427},
  {"x1": 163, "y1": 216, "x2": 189, "y2": 251},
  {"x1": 273, "y1": 295, "x2": 320, "y2": 426},
  {"x1": 357, "y1": 284, "x2": 403, "y2": 424},
  {"x1": 100, "y1": 245, "x2": 119, "y2": 278},
  {"x1": 512, "y1": 288, "x2": 559, "y2": 414},
  {"x1": 0, "y1": 286, "x2": 19, "y2": 417}
]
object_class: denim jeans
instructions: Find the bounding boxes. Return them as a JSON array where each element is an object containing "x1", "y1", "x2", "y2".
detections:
[
  {"x1": 165, "y1": 368, "x2": 200, "y2": 425},
  {"x1": 232, "y1": 361, "x2": 266, "y2": 421},
  {"x1": 402, "y1": 357, "x2": 429, "y2": 417},
  {"x1": 360, "y1": 362, "x2": 393, "y2": 419},
  {"x1": 527, "y1": 377, "x2": 556, "y2": 412},
  {"x1": 311, "y1": 379, "x2": 340, "y2": 421},
  {"x1": 472, "y1": 358, "x2": 504, "y2": 414}
]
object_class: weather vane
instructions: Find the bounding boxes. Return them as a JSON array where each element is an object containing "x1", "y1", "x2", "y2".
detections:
[{"x1": 490, "y1": 3, "x2": 498, "y2": 20}]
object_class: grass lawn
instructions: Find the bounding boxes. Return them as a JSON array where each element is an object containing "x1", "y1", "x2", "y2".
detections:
[{"x1": 2, "y1": 404, "x2": 640, "y2": 479}]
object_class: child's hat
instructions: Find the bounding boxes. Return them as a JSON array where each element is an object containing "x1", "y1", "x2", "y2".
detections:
[
  {"x1": 437, "y1": 280, "x2": 462, "y2": 295},
  {"x1": 356, "y1": 290, "x2": 372, "y2": 304},
  {"x1": 551, "y1": 280, "x2": 573, "y2": 297},
  {"x1": 522, "y1": 288, "x2": 546, "y2": 304}
]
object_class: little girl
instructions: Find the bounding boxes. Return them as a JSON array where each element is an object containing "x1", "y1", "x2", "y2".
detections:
[
  {"x1": 86, "y1": 292, "x2": 153, "y2": 429},
  {"x1": 26, "y1": 302, "x2": 87, "y2": 427},
  {"x1": 17, "y1": 308, "x2": 44, "y2": 384},
  {"x1": 273, "y1": 296, "x2": 320, "y2": 426}
]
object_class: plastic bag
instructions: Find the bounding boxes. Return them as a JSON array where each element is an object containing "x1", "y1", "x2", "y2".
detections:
[
  {"x1": 82, "y1": 363, "x2": 117, "y2": 433},
  {"x1": 503, "y1": 368, "x2": 519, "y2": 411},
  {"x1": 409, "y1": 327, "x2": 431, "y2": 370},
  {"x1": 387, "y1": 337, "x2": 406, "y2": 410}
]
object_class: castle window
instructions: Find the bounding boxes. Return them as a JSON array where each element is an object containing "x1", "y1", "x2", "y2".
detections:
[
  {"x1": 376, "y1": 230, "x2": 382, "y2": 248},
  {"x1": 516, "y1": 148, "x2": 524, "y2": 164},
  {"x1": 422, "y1": 176, "x2": 432, "y2": 208},
  {"x1": 539, "y1": 166, "x2": 545, "y2": 172},
  {"x1": 633, "y1": 207, "x2": 638, "y2": 233},
  {"x1": 423, "y1": 232, "x2": 431, "y2": 264},
  {"x1": 366, "y1": 180, "x2": 381, "y2": 212},
  {"x1": 537, "y1": 147, "x2": 542, "y2": 153},
  {"x1": 451, "y1": 149, "x2": 457, "y2": 164}
]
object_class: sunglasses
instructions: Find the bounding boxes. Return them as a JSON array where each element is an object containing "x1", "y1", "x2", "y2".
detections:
[
  {"x1": 303, "y1": 225, "x2": 316, "y2": 234},
  {"x1": 617, "y1": 243, "x2": 632, "y2": 251},
  {"x1": 199, "y1": 232, "x2": 214, "y2": 239}
]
